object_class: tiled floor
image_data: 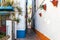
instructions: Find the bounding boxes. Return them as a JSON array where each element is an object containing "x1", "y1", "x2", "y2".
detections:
[{"x1": 16, "y1": 29, "x2": 40, "y2": 40}]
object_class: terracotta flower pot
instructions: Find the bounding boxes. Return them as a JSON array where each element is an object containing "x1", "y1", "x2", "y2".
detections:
[
  {"x1": 39, "y1": 13, "x2": 42, "y2": 17},
  {"x1": 25, "y1": 15, "x2": 28, "y2": 18},
  {"x1": 51, "y1": 0, "x2": 58, "y2": 7},
  {"x1": 43, "y1": 4, "x2": 46, "y2": 11}
]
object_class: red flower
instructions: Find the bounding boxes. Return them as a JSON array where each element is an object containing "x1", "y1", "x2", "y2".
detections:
[
  {"x1": 25, "y1": 15, "x2": 28, "y2": 18},
  {"x1": 39, "y1": 13, "x2": 42, "y2": 17},
  {"x1": 43, "y1": 4, "x2": 47, "y2": 11},
  {"x1": 51, "y1": 0, "x2": 58, "y2": 7}
]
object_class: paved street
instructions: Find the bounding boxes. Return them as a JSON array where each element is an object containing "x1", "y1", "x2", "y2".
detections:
[{"x1": 16, "y1": 29, "x2": 40, "y2": 40}]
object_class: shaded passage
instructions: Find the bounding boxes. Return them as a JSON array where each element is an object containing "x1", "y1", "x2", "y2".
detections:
[{"x1": 16, "y1": 29, "x2": 40, "y2": 40}]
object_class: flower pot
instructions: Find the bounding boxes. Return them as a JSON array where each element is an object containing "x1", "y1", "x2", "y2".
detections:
[
  {"x1": 43, "y1": 4, "x2": 46, "y2": 11},
  {"x1": 51, "y1": 0, "x2": 58, "y2": 7},
  {"x1": 25, "y1": 15, "x2": 28, "y2": 18},
  {"x1": 39, "y1": 13, "x2": 42, "y2": 17}
]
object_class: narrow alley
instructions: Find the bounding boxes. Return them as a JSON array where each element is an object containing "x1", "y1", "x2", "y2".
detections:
[
  {"x1": 16, "y1": 29, "x2": 40, "y2": 40},
  {"x1": 0, "y1": 0, "x2": 60, "y2": 40}
]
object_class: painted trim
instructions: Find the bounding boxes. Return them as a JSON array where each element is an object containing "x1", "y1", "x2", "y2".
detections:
[
  {"x1": 35, "y1": 29, "x2": 50, "y2": 40},
  {"x1": 0, "y1": 6, "x2": 14, "y2": 11}
]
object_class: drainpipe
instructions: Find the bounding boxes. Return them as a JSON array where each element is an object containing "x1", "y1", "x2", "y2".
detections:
[
  {"x1": 31, "y1": 0, "x2": 36, "y2": 29},
  {"x1": 26, "y1": 0, "x2": 28, "y2": 31}
]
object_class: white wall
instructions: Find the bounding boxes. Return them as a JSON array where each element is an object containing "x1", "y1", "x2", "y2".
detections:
[
  {"x1": 12, "y1": 0, "x2": 26, "y2": 39},
  {"x1": 6, "y1": 20, "x2": 12, "y2": 40},
  {"x1": 35, "y1": 0, "x2": 60, "y2": 40},
  {"x1": 14, "y1": 0, "x2": 26, "y2": 30},
  {"x1": 36, "y1": 0, "x2": 43, "y2": 10},
  {"x1": 17, "y1": 0, "x2": 26, "y2": 30}
]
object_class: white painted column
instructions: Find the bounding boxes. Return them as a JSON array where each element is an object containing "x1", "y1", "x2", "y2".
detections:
[{"x1": 6, "y1": 20, "x2": 12, "y2": 40}]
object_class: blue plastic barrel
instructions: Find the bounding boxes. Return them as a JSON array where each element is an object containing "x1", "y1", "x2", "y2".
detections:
[{"x1": 17, "y1": 30, "x2": 26, "y2": 38}]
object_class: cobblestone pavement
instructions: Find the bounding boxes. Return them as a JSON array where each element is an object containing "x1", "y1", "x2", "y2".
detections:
[{"x1": 16, "y1": 29, "x2": 40, "y2": 40}]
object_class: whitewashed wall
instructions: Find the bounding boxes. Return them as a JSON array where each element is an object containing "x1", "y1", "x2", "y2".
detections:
[
  {"x1": 16, "y1": 0, "x2": 26, "y2": 30},
  {"x1": 14, "y1": 0, "x2": 26, "y2": 38},
  {"x1": 35, "y1": 0, "x2": 60, "y2": 40},
  {"x1": 36, "y1": 0, "x2": 43, "y2": 10},
  {"x1": 6, "y1": 20, "x2": 12, "y2": 40}
]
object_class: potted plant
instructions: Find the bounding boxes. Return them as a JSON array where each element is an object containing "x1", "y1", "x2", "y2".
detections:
[
  {"x1": 16, "y1": 7, "x2": 22, "y2": 15},
  {"x1": 4, "y1": 1, "x2": 22, "y2": 23},
  {"x1": 39, "y1": 4, "x2": 46, "y2": 11},
  {"x1": 2, "y1": 0, "x2": 13, "y2": 6},
  {"x1": 51, "y1": 0, "x2": 58, "y2": 7},
  {"x1": 0, "y1": 32, "x2": 6, "y2": 38},
  {"x1": 27, "y1": 18, "x2": 31, "y2": 28},
  {"x1": 13, "y1": 18, "x2": 20, "y2": 23}
]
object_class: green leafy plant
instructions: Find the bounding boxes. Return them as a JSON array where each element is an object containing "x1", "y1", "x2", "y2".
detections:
[
  {"x1": 13, "y1": 18, "x2": 20, "y2": 23},
  {"x1": 6, "y1": 2, "x2": 12, "y2": 6},
  {"x1": 0, "y1": 32, "x2": 6, "y2": 38},
  {"x1": 16, "y1": 7, "x2": 22, "y2": 15},
  {"x1": 39, "y1": 5, "x2": 44, "y2": 10},
  {"x1": 3, "y1": 1, "x2": 22, "y2": 23},
  {"x1": 3, "y1": 1, "x2": 13, "y2": 6},
  {"x1": 38, "y1": 0, "x2": 45, "y2": 10},
  {"x1": 28, "y1": 18, "x2": 31, "y2": 24}
]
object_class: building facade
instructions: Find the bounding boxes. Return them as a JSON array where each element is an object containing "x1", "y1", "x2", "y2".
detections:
[{"x1": 0, "y1": 0, "x2": 26, "y2": 40}]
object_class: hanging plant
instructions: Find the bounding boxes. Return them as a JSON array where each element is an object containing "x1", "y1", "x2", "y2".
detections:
[
  {"x1": 2, "y1": 0, "x2": 22, "y2": 23},
  {"x1": 28, "y1": 18, "x2": 31, "y2": 24},
  {"x1": 51, "y1": 0, "x2": 58, "y2": 7},
  {"x1": 15, "y1": 18, "x2": 20, "y2": 23},
  {"x1": 3, "y1": 1, "x2": 13, "y2": 6},
  {"x1": 39, "y1": 4, "x2": 46, "y2": 11},
  {"x1": 13, "y1": 18, "x2": 20, "y2": 23},
  {"x1": 12, "y1": 13, "x2": 15, "y2": 16},
  {"x1": 38, "y1": 0, "x2": 47, "y2": 11},
  {"x1": 5, "y1": 14, "x2": 10, "y2": 17},
  {"x1": 43, "y1": 4, "x2": 46, "y2": 11},
  {"x1": 16, "y1": 7, "x2": 22, "y2": 15},
  {"x1": 2, "y1": 0, "x2": 14, "y2": 6},
  {"x1": 25, "y1": 15, "x2": 28, "y2": 18},
  {"x1": 39, "y1": 5, "x2": 44, "y2": 10}
]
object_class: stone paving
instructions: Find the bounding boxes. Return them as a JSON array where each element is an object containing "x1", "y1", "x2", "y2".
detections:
[{"x1": 16, "y1": 29, "x2": 40, "y2": 40}]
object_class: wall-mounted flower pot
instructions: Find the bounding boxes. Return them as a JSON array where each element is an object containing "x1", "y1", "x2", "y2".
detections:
[
  {"x1": 25, "y1": 15, "x2": 28, "y2": 18},
  {"x1": 51, "y1": 0, "x2": 58, "y2": 7},
  {"x1": 39, "y1": 13, "x2": 42, "y2": 17},
  {"x1": 43, "y1": 4, "x2": 46, "y2": 11}
]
